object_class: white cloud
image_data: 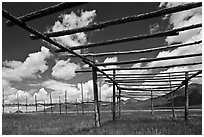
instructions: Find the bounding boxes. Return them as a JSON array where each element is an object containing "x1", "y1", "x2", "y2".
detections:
[
  {"x1": 49, "y1": 10, "x2": 96, "y2": 52},
  {"x1": 3, "y1": 46, "x2": 52, "y2": 82},
  {"x1": 33, "y1": 87, "x2": 49, "y2": 103},
  {"x1": 145, "y1": 2, "x2": 202, "y2": 84},
  {"x1": 51, "y1": 59, "x2": 80, "y2": 80}
]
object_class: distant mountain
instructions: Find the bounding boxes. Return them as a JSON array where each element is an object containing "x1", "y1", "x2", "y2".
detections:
[{"x1": 121, "y1": 83, "x2": 202, "y2": 109}]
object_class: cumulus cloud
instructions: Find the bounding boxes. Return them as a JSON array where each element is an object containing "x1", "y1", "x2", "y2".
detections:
[
  {"x1": 48, "y1": 10, "x2": 96, "y2": 52},
  {"x1": 51, "y1": 58, "x2": 80, "y2": 80},
  {"x1": 3, "y1": 46, "x2": 52, "y2": 82},
  {"x1": 147, "y1": 2, "x2": 202, "y2": 82}
]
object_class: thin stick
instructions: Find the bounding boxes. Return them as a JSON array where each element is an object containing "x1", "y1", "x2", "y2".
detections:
[
  {"x1": 50, "y1": 93, "x2": 53, "y2": 113},
  {"x1": 66, "y1": 40, "x2": 201, "y2": 57},
  {"x1": 169, "y1": 74, "x2": 175, "y2": 118},
  {"x1": 151, "y1": 91, "x2": 154, "y2": 116},
  {"x1": 35, "y1": 95, "x2": 37, "y2": 113},
  {"x1": 81, "y1": 82, "x2": 84, "y2": 115},
  {"x1": 65, "y1": 91, "x2": 68, "y2": 114},
  {"x1": 184, "y1": 72, "x2": 189, "y2": 121},
  {"x1": 32, "y1": 2, "x2": 201, "y2": 39},
  {"x1": 96, "y1": 53, "x2": 201, "y2": 66},
  {"x1": 112, "y1": 70, "x2": 116, "y2": 120},
  {"x1": 59, "y1": 96, "x2": 61, "y2": 115},
  {"x1": 76, "y1": 62, "x2": 201, "y2": 73},
  {"x1": 92, "y1": 66, "x2": 101, "y2": 127},
  {"x1": 6, "y1": 2, "x2": 87, "y2": 26},
  {"x1": 63, "y1": 24, "x2": 201, "y2": 51}
]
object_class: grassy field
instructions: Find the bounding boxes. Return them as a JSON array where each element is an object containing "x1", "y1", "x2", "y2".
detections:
[{"x1": 2, "y1": 110, "x2": 202, "y2": 135}]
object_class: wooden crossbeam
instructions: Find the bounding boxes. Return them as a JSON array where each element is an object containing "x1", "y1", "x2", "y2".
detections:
[
  {"x1": 76, "y1": 62, "x2": 201, "y2": 73},
  {"x1": 96, "y1": 53, "x2": 201, "y2": 66},
  {"x1": 31, "y1": 2, "x2": 201, "y2": 39},
  {"x1": 55, "y1": 24, "x2": 201, "y2": 51},
  {"x1": 66, "y1": 40, "x2": 201, "y2": 57},
  {"x1": 6, "y1": 2, "x2": 87, "y2": 26}
]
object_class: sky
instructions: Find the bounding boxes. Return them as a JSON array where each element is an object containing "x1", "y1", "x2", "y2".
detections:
[{"x1": 2, "y1": 2, "x2": 202, "y2": 112}]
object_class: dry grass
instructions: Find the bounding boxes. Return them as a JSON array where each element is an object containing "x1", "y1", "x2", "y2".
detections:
[{"x1": 2, "y1": 110, "x2": 202, "y2": 135}]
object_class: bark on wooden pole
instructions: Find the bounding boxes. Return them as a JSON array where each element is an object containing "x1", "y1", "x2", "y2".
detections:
[
  {"x1": 50, "y1": 93, "x2": 53, "y2": 113},
  {"x1": 185, "y1": 72, "x2": 189, "y2": 121},
  {"x1": 76, "y1": 99, "x2": 78, "y2": 114},
  {"x1": 3, "y1": 89, "x2": 5, "y2": 114},
  {"x1": 81, "y1": 82, "x2": 84, "y2": 115},
  {"x1": 44, "y1": 101, "x2": 46, "y2": 114},
  {"x1": 92, "y1": 66, "x2": 101, "y2": 127},
  {"x1": 119, "y1": 89, "x2": 121, "y2": 118},
  {"x1": 151, "y1": 91, "x2": 154, "y2": 116},
  {"x1": 17, "y1": 92, "x2": 19, "y2": 112},
  {"x1": 112, "y1": 69, "x2": 116, "y2": 120},
  {"x1": 59, "y1": 96, "x2": 61, "y2": 115},
  {"x1": 169, "y1": 73, "x2": 175, "y2": 118},
  {"x1": 26, "y1": 96, "x2": 28, "y2": 113},
  {"x1": 65, "y1": 91, "x2": 68, "y2": 114},
  {"x1": 35, "y1": 95, "x2": 37, "y2": 113}
]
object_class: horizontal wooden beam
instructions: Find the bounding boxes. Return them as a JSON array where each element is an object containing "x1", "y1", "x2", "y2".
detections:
[
  {"x1": 96, "y1": 53, "x2": 201, "y2": 66},
  {"x1": 120, "y1": 87, "x2": 171, "y2": 92},
  {"x1": 56, "y1": 23, "x2": 201, "y2": 51},
  {"x1": 76, "y1": 62, "x2": 201, "y2": 73},
  {"x1": 65, "y1": 40, "x2": 201, "y2": 57},
  {"x1": 108, "y1": 83, "x2": 180, "y2": 87},
  {"x1": 30, "y1": 2, "x2": 202, "y2": 39},
  {"x1": 6, "y1": 2, "x2": 87, "y2": 27}
]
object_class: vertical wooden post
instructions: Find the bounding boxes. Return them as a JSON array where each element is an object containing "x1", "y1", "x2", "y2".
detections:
[
  {"x1": 92, "y1": 66, "x2": 100, "y2": 127},
  {"x1": 35, "y1": 95, "x2": 37, "y2": 113},
  {"x1": 112, "y1": 69, "x2": 116, "y2": 120},
  {"x1": 26, "y1": 95, "x2": 28, "y2": 113},
  {"x1": 118, "y1": 89, "x2": 121, "y2": 118},
  {"x1": 169, "y1": 73, "x2": 175, "y2": 118},
  {"x1": 185, "y1": 72, "x2": 189, "y2": 121},
  {"x1": 59, "y1": 96, "x2": 61, "y2": 115},
  {"x1": 76, "y1": 99, "x2": 78, "y2": 114},
  {"x1": 44, "y1": 101, "x2": 46, "y2": 114},
  {"x1": 65, "y1": 91, "x2": 68, "y2": 114},
  {"x1": 3, "y1": 89, "x2": 5, "y2": 114},
  {"x1": 50, "y1": 93, "x2": 53, "y2": 113},
  {"x1": 17, "y1": 92, "x2": 20, "y2": 112},
  {"x1": 81, "y1": 82, "x2": 84, "y2": 115},
  {"x1": 99, "y1": 82, "x2": 102, "y2": 101},
  {"x1": 151, "y1": 91, "x2": 154, "y2": 116}
]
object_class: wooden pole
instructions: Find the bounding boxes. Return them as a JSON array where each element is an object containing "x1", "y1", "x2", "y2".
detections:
[
  {"x1": 59, "y1": 96, "x2": 61, "y2": 115},
  {"x1": 92, "y1": 66, "x2": 101, "y2": 127},
  {"x1": 151, "y1": 91, "x2": 154, "y2": 116},
  {"x1": 44, "y1": 101, "x2": 46, "y2": 114},
  {"x1": 119, "y1": 89, "x2": 121, "y2": 118},
  {"x1": 112, "y1": 70, "x2": 116, "y2": 120},
  {"x1": 185, "y1": 72, "x2": 189, "y2": 121},
  {"x1": 6, "y1": 2, "x2": 88, "y2": 27},
  {"x1": 65, "y1": 91, "x2": 68, "y2": 114},
  {"x1": 50, "y1": 93, "x2": 53, "y2": 113},
  {"x1": 17, "y1": 92, "x2": 19, "y2": 112},
  {"x1": 76, "y1": 99, "x2": 78, "y2": 114},
  {"x1": 35, "y1": 95, "x2": 37, "y2": 113},
  {"x1": 26, "y1": 95, "x2": 28, "y2": 113},
  {"x1": 169, "y1": 73, "x2": 175, "y2": 118},
  {"x1": 81, "y1": 82, "x2": 84, "y2": 115},
  {"x1": 3, "y1": 89, "x2": 5, "y2": 114}
]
